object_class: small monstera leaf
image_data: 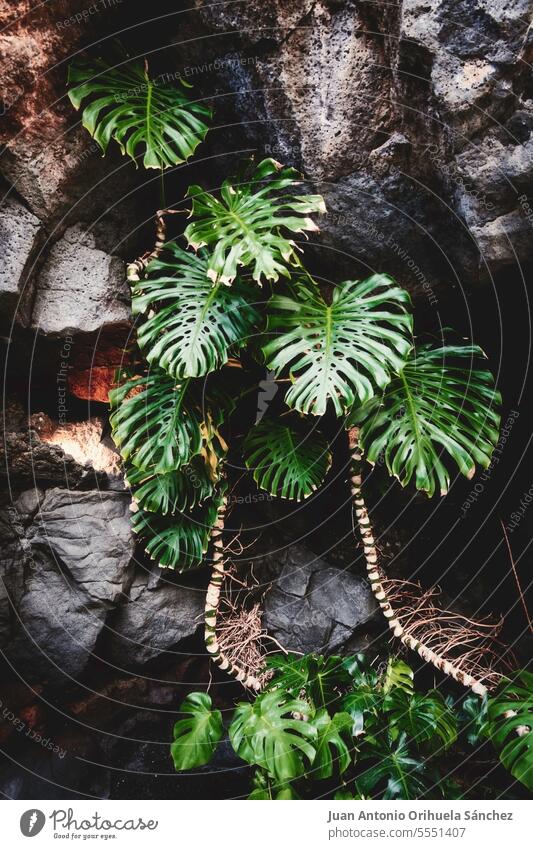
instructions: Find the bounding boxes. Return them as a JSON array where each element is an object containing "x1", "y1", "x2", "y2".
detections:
[
  {"x1": 263, "y1": 275, "x2": 412, "y2": 416},
  {"x1": 488, "y1": 671, "x2": 533, "y2": 791},
  {"x1": 109, "y1": 369, "x2": 206, "y2": 474},
  {"x1": 267, "y1": 654, "x2": 353, "y2": 711},
  {"x1": 132, "y1": 495, "x2": 222, "y2": 570},
  {"x1": 384, "y1": 690, "x2": 458, "y2": 751},
  {"x1": 68, "y1": 58, "x2": 211, "y2": 168},
  {"x1": 229, "y1": 690, "x2": 317, "y2": 784},
  {"x1": 126, "y1": 456, "x2": 216, "y2": 514},
  {"x1": 357, "y1": 732, "x2": 431, "y2": 799},
  {"x1": 132, "y1": 242, "x2": 261, "y2": 378},
  {"x1": 350, "y1": 343, "x2": 501, "y2": 497},
  {"x1": 171, "y1": 692, "x2": 223, "y2": 770},
  {"x1": 184, "y1": 158, "x2": 326, "y2": 285},
  {"x1": 310, "y1": 710, "x2": 353, "y2": 779},
  {"x1": 383, "y1": 658, "x2": 414, "y2": 696},
  {"x1": 244, "y1": 419, "x2": 331, "y2": 500}
]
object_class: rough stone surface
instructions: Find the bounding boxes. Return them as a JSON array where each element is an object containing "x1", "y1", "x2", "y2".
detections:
[
  {"x1": 0, "y1": 402, "x2": 86, "y2": 487},
  {"x1": 0, "y1": 196, "x2": 42, "y2": 325},
  {"x1": 193, "y1": 0, "x2": 533, "y2": 288},
  {"x1": 1, "y1": 487, "x2": 135, "y2": 681},
  {"x1": 3, "y1": 547, "x2": 109, "y2": 682},
  {"x1": 259, "y1": 544, "x2": 379, "y2": 654},
  {"x1": 105, "y1": 566, "x2": 205, "y2": 669},
  {"x1": 29, "y1": 488, "x2": 135, "y2": 603},
  {"x1": 31, "y1": 226, "x2": 130, "y2": 336},
  {"x1": 32, "y1": 416, "x2": 123, "y2": 478}
]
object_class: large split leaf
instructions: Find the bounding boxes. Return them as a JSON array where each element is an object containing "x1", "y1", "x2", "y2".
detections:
[
  {"x1": 109, "y1": 369, "x2": 204, "y2": 474},
  {"x1": 229, "y1": 690, "x2": 317, "y2": 783},
  {"x1": 184, "y1": 158, "x2": 326, "y2": 284},
  {"x1": 126, "y1": 456, "x2": 216, "y2": 514},
  {"x1": 384, "y1": 690, "x2": 458, "y2": 751},
  {"x1": 350, "y1": 343, "x2": 501, "y2": 497},
  {"x1": 132, "y1": 496, "x2": 221, "y2": 570},
  {"x1": 244, "y1": 419, "x2": 331, "y2": 500},
  {"x1": 133, "y1": 243, "x2": 261, "y2": 378},
  {"x1": 267, "y1": 654, "x2": 352, "y2": 709},
  {"x1": 171, "y1": 692, "x2": 223, "y2": 770},
  {"x1": 356, "y1": 732, "x2": 432, "y2": 799},
  {"x1": 310, "y1": 710, "x2": 353, "y2": 778},
  {"x1": 263, "y1": 275, "x2": 412, "y2": 416},
  {"x1": 488, "y1": 671, "x2": 533, "y2": 791},
  {"x1": 68, "y1": 58, "x2": 211, "y2": 168}
]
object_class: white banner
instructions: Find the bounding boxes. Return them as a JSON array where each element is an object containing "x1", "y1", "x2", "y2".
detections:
[{"x1": 2, "y1": 799, "x2": 532, "y2": 848}]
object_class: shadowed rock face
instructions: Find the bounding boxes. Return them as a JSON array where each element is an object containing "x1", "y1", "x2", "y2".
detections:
[{"x1": 257, "y1": 544, "x2": 380, "y2": 654}]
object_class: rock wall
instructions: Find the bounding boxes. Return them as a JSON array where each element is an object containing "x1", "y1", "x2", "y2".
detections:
[{"x1": 0, "y1": 0, "x2": 532, "y2": 797}]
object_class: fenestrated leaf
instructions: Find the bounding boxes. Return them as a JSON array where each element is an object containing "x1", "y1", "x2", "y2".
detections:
[
  {"x1": 244, "y1": 419, "x2": 331, "y2": 500},
  {"x1": 350, "y1": 343, "x2": 501, "y2": 497},
  {"x1": 68, "y1": 58, "x2": 211, "y2": 169},
  {"x1": 383, "y1": 658, "x2": 414, "y2": 696},
  {"x1": 132, "y1": 496, "x2": 221, "y2": 571},
  {"x1": 384, "y1": 690, "x2": 458, "y2": 751},
  {"x1": 356, "y1": 732, "x2": 432, "y2": 799},
  {"x1": 488, "y1": 671, "x2": 533, "y2": 791},
  {"x1": 263, "y1": 275, "x2": 412, "y2": 416},
  {"x1": 266, "y1": 654, "x2": 352, "y2": 709},
  {"x1": 109, "y1": 369, "x2": 203, "y2": 474},
  {"x1": 133, "y1": 242, "x2": 261, "y2": 378},
  {"x1": 184, "y1": 158, "x2": 326, "y2": 285},
  {"x1": 229, "y1": 690, "x2": 317, "y2": 783},
  {"x1": 310, "y1": 710, "x2": 353, "y2": 778},
  {"x1": 126, "y1": 456, "x2": 216, "y2": 514},
  {"x1": 171, "y1": 692, "x2": 223, "y2": 770}
]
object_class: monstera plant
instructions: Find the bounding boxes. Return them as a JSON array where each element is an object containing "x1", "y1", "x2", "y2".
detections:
[{"x1": 68, "y1": 52, "x2": 532, "y2": 794}]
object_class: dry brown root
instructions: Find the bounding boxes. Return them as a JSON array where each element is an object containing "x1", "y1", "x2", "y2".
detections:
[
  {"x1": 204, "y1": 495, "x2": 263, "y2": 691},
  {"x1": 348, "y1": 426, "x2": 512, "y2": 697}
]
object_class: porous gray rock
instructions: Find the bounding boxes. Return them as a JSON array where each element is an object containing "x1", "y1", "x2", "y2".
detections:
[
  {"x1": 29, "y1": 488, "x2": 135, "y2": 603},
  {"x1": 0, "y1": 195, "x2": 42, "y2": 325},
  {"x1": 1, "y1": 487, "x2": 135, "y2": 681},
  {"x1": 30, "y1": 225, "x2": 130, "y2": 336},
  {"x1": 192, "y1": 0, "x2": 533, "y2": 287},
  {"x1": 105, "y1": 566, "x2": 205, "y2": 669},
  {"x1": 259, "y1": 544, "x2": 379, "y2": 654},
  {"x1": 3, "y1": 546, "x2": 109, "y2": 682}
]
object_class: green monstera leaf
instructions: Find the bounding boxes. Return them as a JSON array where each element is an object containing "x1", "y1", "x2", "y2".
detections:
[
  {"x1": 244, "y1": 419, "x2": 332, "y2": 500},
  {"x1": 356, "y1": 732, "x2": 432, "y2": 800},
  {"x1": 384, "y1": 690, "x2": 458, "y2": 751},
  {"x1": 68, "y1": 57, "x2": 211, "y2": 168},
  {"x1": 171, "y1": 692, "x2": 223, "y2": 770},
  {"x1": 126, "y1": 455, "x2": 217, "y2": 514},
  {"x1": 110, "y1": 369, "x2": 207, "y2": 474},
  {"x1": 229, "y1": 690, "x2": 317, "y2": 783},
  {"x1": 132, "y1": 495, "x2": 222, "y2": 570},
  {"x1": 488, "y1": 671, "x2": 533, "y2": 791},
  {"x1": 350, "y1": 343, "x2": 501, "y2": 497},
  {"x1": 383, "y1": 658, "x2": 414, "y2": 696},
  {"x1": 184, "y1": 158, "x2": 326, "y2": 285},
  {"x1": 310, "y1": 710, "x2": 353, "y2": 779},
  {"x1": 132, "y1": 242, "x2": 261, "y2": 378},
  {"x1": 266, "y1": 654, "x2": 353, "y2": 709},
  {"x1": 263, "y1": 275, "x2": 412, "y2": 416}
]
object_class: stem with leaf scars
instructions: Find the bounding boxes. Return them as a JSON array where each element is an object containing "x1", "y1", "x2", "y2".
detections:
[
  {"x1": 126, "y1": 208, "x2": 182, "y2": 283},
  {"x1": 347, "y1": 426, "x2": 491, "y2": 697},
  {"x1": 204, "y1": 492, "x2": 262, "y2": 691}
]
